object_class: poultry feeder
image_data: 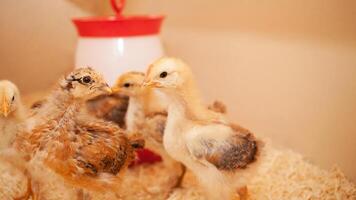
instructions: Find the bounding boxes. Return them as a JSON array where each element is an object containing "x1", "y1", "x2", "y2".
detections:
[{"x1": 72, "y1": 0, "x2": 165, "y2": 86}]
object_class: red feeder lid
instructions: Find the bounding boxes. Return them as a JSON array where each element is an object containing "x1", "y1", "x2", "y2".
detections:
[{"x1": 72, "y1": 0, "x2": 164, "y2": 37}]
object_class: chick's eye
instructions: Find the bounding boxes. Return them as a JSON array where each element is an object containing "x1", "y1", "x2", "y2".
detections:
[
  {"x1": 123, "y1": 83, "x2": 130, "y2": 88},
  {"x1": 160, "y1": 71, "x2": 168, "y2": 78},
  {"x1": 12, "y1": 96, "x2": 15, "y2": 102},
  {"x1": 82, "y1": 76, "x2": 92, "y2": 84}
]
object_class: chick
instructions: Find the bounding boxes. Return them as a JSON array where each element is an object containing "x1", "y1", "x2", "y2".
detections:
[
  {"x1": 113, "y1": 72, "x2": 184, "y2": 196},
  {"x1": 10, "y1": 67, "x2": 144, "y2": 199},
  {"x1": 113, "y1": 72, "x2": 230, "y2": 194},
  {"x1": 143, "y1": 57, "x2": 264, "y2": 200},
  {"x1": 0, "y1": 80, "x2": 26, "y2": 149},
  {"x1": 112, "y1": 72, "x2": 166, "y2": 148}
]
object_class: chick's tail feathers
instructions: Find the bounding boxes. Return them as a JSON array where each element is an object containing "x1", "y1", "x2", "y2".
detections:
[{"x1": 208, "y1": 100, "x2": 227, "y2": 114}]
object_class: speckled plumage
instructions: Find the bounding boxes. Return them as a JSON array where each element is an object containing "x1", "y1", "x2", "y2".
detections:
[
  {"x1": 203, "y1": 131, "x2": 257, "y2": 171},
  {"x1": 4, "y1": 68, "x2": 143, "y2": 199}
]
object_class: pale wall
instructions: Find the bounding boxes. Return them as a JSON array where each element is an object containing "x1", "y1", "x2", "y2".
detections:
[{"x1": 0, "y1": 0, "x2": 355, "y2": 181}]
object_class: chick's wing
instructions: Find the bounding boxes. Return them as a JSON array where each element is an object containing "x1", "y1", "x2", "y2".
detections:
[
  {"x1": 45, "y1": 121, "x2": 134, "y2": 190},
  {"x1": 185, "y1": 124, "x2": 258, "y2": 171}
]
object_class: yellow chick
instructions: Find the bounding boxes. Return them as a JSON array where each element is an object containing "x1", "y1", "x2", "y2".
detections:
[
  {"x1": 112, "y1": 72, "x2": 185, "y2": 195},
  {"x1": 143, "y1": 57, "x2": 264, "y2": 200},
  {"x1": 112, "y1": 72, "x2": 166, "y2": 139},
  {"x1": 0, "y1": 80, "x2": 26, "y2": 149}
]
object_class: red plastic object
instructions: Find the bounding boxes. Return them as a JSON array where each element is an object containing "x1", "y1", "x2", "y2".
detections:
[
  {"x1": 72, "y1": 0, "x2": 164, "y2": 37},
  {"x1": 130, "y1": 148, "x2": 162, "y2": 167},
  {"x1": 110, "y1": 0, "x2": 125, "y2": 15}
]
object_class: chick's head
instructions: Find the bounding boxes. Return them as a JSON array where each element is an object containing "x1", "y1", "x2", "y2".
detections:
[
  {"x1": 143, "y1": 57, "x2": 193, "y2": 90},
  {"x1": 60, "y1": 67, "x2": 111, "y2": 100},
  {"x1": 0, "y1": 80, "x2": 21, "y2": 117},
  {"x1": 112, "y1": 71, "x2": 145, "y2": 97}
]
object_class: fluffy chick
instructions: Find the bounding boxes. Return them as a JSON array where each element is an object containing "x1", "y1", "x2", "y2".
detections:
[
  {"x1": 143, "y1": 57, "x2": 264, "y2": 200},
  {"x1": 10, "y1": 67, "x2": 143, "y2": 199},
  {"x1": 113, "y1": 72, "x2": 184, "y2": 195},
  {"x1": 0, "y1": 80, "x2": 26, "y2": 149},
  {"x1": 113, "y1": 72, "x2": 230, "y2": 191},
  {"x1": 112, "y1": 72, "x2": 166, "y2": 141}
]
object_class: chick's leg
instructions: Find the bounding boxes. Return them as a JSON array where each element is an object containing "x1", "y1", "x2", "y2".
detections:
[
  {"x1": 197, "y1": 167, "x2": 236, "y2": 200},
  {"x1": 173, "y1": 164, "x2": 186, "y2": 188}
]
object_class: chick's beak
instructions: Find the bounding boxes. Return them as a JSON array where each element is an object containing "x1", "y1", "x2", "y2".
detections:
[
  {"x1": 99, "y1": 84, "x2": 112, "y2": 94},
  {"x1": 142, "y1": 80, "x2": 160, "y2": 88},
  {"x1": 111, "y1": 86, "x2": 120, "y2": 94},
  {"x1": 1, "y1": 97, "x2": 10, "y2": 117}
]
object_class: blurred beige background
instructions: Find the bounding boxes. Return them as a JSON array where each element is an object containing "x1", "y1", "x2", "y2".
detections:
[{"x1": 0, "y1": 0, "x2": 355, "y2": 181}]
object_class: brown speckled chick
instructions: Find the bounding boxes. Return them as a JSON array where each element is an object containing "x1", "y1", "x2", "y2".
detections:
[{"x1": 10, "y1": 67, "x2": 143, "y2": 198}]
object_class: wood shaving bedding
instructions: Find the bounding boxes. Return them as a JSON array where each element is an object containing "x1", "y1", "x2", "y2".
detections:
[
  {"x1": 248, "y1": 148, "x2": 356, "y2": 200},
  {"x1": 167, "y1": 147, "x2": 356, "y2": 200}
]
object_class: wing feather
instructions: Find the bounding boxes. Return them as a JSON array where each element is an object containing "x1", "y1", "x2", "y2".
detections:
[{"x1": 186, "y1": 123, "x2": 258, "y2": 171}]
